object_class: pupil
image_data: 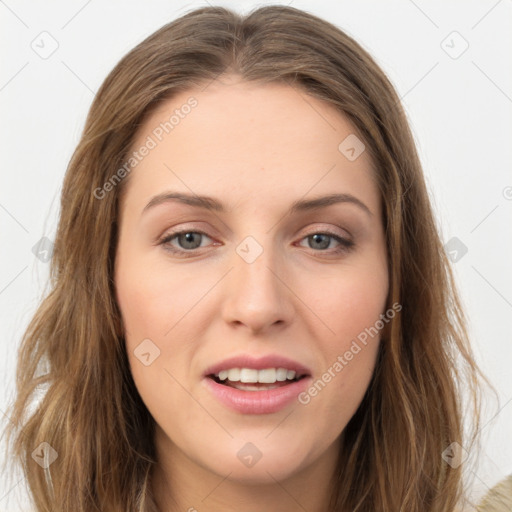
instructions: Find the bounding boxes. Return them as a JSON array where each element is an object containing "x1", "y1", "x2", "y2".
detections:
[
  {"x1": 180, "y1": 232, "x2": 200, "y2": 249},
  {"x1": 311, "y1": 234, "x2": 329, "y2": 250}
]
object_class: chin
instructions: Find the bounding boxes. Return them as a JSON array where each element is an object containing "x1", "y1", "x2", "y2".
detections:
[
  {"x1": 208, "y1": 458, "x2": 304, "y2": 485},
  {"x1": 195, "y1": 436, "x2": 313, "y2": 484}
]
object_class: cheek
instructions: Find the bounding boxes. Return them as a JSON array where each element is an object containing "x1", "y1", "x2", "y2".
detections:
[
  {"x1": 115, "y1": 256, "x2": 200, "y2": 420},
  {"x1": 115, "y1": 251, "x2": 213, "y2": 398},
  {"x1": 337, "y1": 282, "x2": 386, "y2": 341},
  {"x1": 115, "y1": 253, "x2": 201, "y2": 341},
  {"x1": 303, "y1": 263, "x2": 387, "y2": 405},
  {"x1": 309, "y1": 264, "x2": 388, "y2": 344},
  {"x1": 300, "y1": 277, "x2": 385, "y2": 432}
]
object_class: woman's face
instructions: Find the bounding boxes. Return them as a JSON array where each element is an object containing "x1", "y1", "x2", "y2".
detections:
[{"x1": 114, "y1": 75, "x2": 388, "y2": 487}]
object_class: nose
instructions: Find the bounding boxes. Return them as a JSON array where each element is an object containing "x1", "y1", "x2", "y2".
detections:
[{"x1": 221, "y1": 242, "x2": 295, "y2": 334}]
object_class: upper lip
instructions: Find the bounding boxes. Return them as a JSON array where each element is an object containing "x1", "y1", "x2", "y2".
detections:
[{"x1": 203, "y1": 354, "x2": 312, "y2": 378}]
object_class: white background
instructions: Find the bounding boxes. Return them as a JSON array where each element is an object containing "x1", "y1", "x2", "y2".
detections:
[{"x1": 1, "y1": 1, "x2": 511, "y2": 510}]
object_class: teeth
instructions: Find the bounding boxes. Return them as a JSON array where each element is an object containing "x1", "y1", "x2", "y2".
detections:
[
  {"x1": 276, "y1": 368, "x2": 288, "y2": 381},
  {"x1": 215, "y1": 367, "x2": 299, "y2": 384}
]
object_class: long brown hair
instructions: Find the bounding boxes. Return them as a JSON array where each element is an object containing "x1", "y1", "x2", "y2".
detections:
[{"x1": 2, "y1": 5, "x2": 496, "y2": 511}]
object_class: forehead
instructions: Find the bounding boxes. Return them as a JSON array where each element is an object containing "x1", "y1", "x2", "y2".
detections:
[{"x1": 121, "y1": 76, "x2": 379, "y2": 215}]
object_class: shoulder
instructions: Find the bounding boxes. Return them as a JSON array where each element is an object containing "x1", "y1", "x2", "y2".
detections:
[{"x1": 476, "y1": 474, "x2": 512, "y2": 512}]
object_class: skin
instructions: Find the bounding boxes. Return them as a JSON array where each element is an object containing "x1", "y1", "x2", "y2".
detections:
[{"x1": 114, "y1": 74, "x2": 389, "y2": 512}]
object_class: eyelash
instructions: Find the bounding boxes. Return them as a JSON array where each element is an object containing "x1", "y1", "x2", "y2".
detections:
[{"x1": 158, "y1": 228, "x2": 355, "y2": 257}]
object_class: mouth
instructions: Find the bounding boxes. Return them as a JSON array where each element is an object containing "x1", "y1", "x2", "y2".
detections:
[{"x1": 201, "y1": 354, "x2": 313, "y2": 413}]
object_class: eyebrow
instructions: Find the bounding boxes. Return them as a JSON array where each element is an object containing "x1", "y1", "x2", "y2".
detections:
[{"x1": 141, "y1": 191, "x2": 373, "y2": 217}]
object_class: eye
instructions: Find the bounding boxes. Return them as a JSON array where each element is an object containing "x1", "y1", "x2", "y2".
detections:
[
  {"x1": 158, "y1": 229, "x2": 355, "y2": 257},
  {"x1": 159, "y1": 230, "x2": 215, "y2": 254},
  {"x1": 297, "y1": 231, "x2": 354, "y2": 254}
]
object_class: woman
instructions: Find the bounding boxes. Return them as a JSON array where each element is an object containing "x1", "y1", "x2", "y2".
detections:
[{"x1": 2, "y1": 5, "x2": 498, "y2": 511}]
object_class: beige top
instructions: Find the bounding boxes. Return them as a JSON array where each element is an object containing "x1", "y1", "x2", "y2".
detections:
[{"x1": 476, "y1": 474, "x2": 512, "y2": 512}]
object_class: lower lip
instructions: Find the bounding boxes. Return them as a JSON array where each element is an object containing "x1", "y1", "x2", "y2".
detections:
[{"x1": 203, "y1": 376, "x2": 312, "y2": 414}]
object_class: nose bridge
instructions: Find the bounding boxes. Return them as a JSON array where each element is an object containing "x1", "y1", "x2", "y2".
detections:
[
  {"x1": 222, "y1": 233, "x2": 293, "y2": 331},
  {"x1": 234, "y1": 233, "x2": 283, "y2": 299}
]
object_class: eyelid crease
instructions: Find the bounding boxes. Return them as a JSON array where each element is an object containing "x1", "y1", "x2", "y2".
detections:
[{"x1": 156, "y1": 221, "x2": 352, "y2": 243}]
